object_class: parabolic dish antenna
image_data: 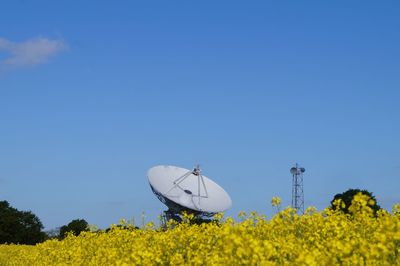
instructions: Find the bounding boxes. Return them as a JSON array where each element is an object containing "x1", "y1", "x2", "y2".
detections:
[{"x1": 148, "y1": 165, "x2": 232, "y2": 216}]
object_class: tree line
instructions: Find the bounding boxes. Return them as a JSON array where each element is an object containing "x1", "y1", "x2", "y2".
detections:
[
  {"x1": 0, "y1": 188, "x2": 382, "y2": 245},
  {"x1": 0, "y1": 201, "x2": 89, "y2": 245}
]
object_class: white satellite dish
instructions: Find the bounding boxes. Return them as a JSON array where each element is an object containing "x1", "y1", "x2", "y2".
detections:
[{"x1": 148, "y1": 165, "x2": 232, "y2": 216}]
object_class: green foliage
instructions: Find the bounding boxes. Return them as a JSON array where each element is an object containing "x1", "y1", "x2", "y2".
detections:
[
  {"x1": 330, "y1": 188, "x2": 381, "y2": 215},
  {"x1": 59, "y1": 219, "x2": 89, "y2": 239},
  {"x1": 0, "y1": 201, "x2": 46, "y2": 245}
]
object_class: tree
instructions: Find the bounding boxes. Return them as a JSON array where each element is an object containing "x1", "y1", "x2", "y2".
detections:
[
  {"x1": 330, "y1": 188, "x2": 381, "y2": 215},
  {"x1": 0, "y1": 201, "x2": 46, "y2": 245},
  {"x1": 59, "y1": 219, "x2": 89, "y2": 239}
]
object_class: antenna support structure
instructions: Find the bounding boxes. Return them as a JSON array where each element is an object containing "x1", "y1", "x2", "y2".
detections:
[{"x1": 290, "y1": 163, "x2": 305, "y2": 214}]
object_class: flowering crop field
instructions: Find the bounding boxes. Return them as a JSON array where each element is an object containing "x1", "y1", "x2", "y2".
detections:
[{"x1": 1, "y1": 194, "x2": 399, "y2": 265}]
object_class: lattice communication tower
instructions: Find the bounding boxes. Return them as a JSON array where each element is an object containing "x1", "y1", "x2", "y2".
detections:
[{"x1": 290, "y1": 163, "x2": 305, "y2": 214}]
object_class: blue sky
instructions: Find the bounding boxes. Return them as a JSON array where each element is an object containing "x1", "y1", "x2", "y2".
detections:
[{"x1": 1, "y1": 1, "x2": 399, "y2": 229}]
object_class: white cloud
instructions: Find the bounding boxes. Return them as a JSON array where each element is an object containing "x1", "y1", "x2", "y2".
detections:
[{"x1": 0, "y1": 37, "x2": 67, "y2": 68}]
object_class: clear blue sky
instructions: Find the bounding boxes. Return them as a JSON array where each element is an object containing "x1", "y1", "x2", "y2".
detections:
[{"x1": 1, "y1": 1, "x2": 399, "y2": 230}]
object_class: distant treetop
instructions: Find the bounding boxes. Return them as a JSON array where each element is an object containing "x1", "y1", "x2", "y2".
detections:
[{"x1": 330, "y1": 188, "x2": 381, "y2": 215}]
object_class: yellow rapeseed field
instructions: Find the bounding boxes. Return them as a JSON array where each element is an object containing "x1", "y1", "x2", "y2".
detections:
[{"x1": 1, "y1": 193, "x2": 399, "y2": 265}]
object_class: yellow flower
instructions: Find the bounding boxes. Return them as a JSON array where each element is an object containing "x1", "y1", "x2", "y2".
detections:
[
  {"x1": 271, "y1": 196, "x2": 281, "y2": 207},
  {"x1": 1, "y1": 197, "x2": 399, "y2": 265}
]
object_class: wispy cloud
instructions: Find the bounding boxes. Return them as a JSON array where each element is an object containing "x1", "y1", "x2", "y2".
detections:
[{"x1": 0, "y1": 37, "x2": 67, "y2": 68}]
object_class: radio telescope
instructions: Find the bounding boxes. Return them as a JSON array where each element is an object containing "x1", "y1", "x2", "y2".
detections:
[{"x1": 147, "y1": 165, "x2": 232, "y2": 222}]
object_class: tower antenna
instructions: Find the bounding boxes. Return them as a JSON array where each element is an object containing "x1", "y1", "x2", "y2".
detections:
[{"x1": 290, "y1": 163, "x2": 305, "y2": 214}]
